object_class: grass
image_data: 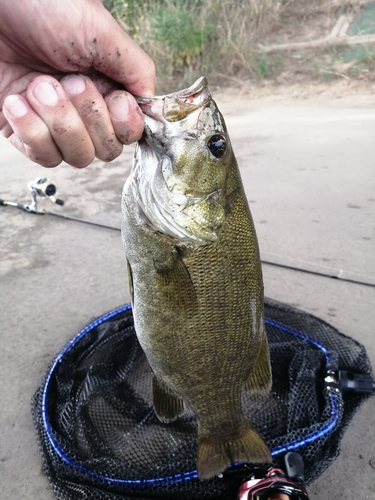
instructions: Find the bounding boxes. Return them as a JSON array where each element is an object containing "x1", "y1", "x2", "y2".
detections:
[
  {"x1": 102, "y1": 0, "x2": 302, "y2": 90},
  {"x1": 102, "y1": 0, "x2": 375, "y2": 91},
  {"x1": 348, "y1": 1, "x2": 375, "y2": 36}
]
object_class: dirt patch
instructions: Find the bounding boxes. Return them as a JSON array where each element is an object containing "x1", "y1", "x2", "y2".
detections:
[
  {"x1": 211, "y1": 1, "x2": 375, "y2": 99},
  {"x1": 264, "y1": 6, "x2": 337, "y2": 45},
  {"x1": 213, "y1": 77, "x2": 375, "y2": 110}
]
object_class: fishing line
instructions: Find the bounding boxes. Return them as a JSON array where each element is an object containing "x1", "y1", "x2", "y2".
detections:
[
  {"x1": 261, "y1": 259, "x2": 375, "y2": 288},
  {"x1": 1, "y1": 179, "x2": 374, "y2": 288},
  {"x1": 0, "y1": 199, "x2": 121, "y2": 231}
]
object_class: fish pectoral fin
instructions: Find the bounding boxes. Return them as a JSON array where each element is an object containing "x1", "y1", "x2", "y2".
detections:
[
  {"x1": 152, "y1": 373, "x2": 184, "y2": 423},
  {"x1": 197, "y1": 418, "x2": 271, "y2": 480},
  {"x1": 154, "y1": 251, "x2": 198, "y2": 312},
  {"x1": 244, "y1": 335, "x2": 272, "y2": 395}
]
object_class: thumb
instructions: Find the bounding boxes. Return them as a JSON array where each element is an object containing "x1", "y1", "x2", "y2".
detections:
[{"x1": 89, "y1": 2, "x2": 155, "y2": 97}]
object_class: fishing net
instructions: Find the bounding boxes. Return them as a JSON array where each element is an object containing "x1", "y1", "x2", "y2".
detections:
[{"x1": 32, "y1": 297, "x2": 373, "y2": 500}]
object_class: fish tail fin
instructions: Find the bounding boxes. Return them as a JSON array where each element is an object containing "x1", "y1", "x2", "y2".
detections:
[{"x1": 197, "y1": 417, "x2": 271, "y2": 480}]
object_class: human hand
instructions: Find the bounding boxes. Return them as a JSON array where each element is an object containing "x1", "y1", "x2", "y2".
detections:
[{"x1": 0, "y1": 0, "x2": 155, "y2": 167}]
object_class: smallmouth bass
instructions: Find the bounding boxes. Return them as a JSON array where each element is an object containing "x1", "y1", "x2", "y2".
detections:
[{"x1": 121, "y1": 77, "x2": 272, "y2": 479}]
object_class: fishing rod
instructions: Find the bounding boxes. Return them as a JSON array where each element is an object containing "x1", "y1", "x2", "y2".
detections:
[
  {"x1": 261, "y1": 256, "x2": 375, "y2": 288},
  {"x1": 0, "y1": 176, "x2": 120, "y2": 231},
  {"x1": 1, "y1": 177, "x2": 374, "y2": 288}
]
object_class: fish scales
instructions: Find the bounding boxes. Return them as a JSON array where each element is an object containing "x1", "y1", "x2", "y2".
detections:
[{"x1": 122, "y1": 77, "x2": 272, "y2": 479}]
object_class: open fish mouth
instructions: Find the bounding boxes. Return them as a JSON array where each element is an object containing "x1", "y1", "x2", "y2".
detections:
[
  {"x1": 135, "y1": 76, "x2": 211, "y2": 122},
  {"x1": 127, "y1": 76, "x2": 230, "y2": 244}
]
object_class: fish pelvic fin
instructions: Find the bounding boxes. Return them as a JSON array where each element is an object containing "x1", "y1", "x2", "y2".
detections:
[
  {"x1": 152, "y1": 372, "x2": 184, "y2": 423},
  {"x1": 197, "y1": 418, "x2": 271, "y2": 480},
  {"x1": 244, "y1": 334, "x2": 272, "y2": 395}
]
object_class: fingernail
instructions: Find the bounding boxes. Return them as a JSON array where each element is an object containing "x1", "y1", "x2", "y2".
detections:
[
  {"x1": 34, "y1": 81, "x2": 59, "y2": 106},
  {"x1": 4, "y1": 95, "x2": 28, "y2": 117},
  {"x1": 107, "y1": 94, "x2": 129, "y2": 120},
  {"x1": 61, "y1": 75, "x2": 86, "y2": 95}
]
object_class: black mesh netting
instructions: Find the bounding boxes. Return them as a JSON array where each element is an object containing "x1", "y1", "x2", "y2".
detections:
[{"x1": 32, "y1": 298, "x2": 373, "y2": 500}]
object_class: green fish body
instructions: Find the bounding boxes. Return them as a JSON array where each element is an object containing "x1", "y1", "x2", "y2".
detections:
[{"x1": 122, "y1": 77, "x2": 272, "y2": 479}]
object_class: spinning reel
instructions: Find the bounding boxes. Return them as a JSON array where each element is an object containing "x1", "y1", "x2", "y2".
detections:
[
  {"x1": 236, "y1": 452, "x2": 309, "y2": 500},
  {"x1": 0, "y1": 176, "x2": 64, "y2": 213},
  {"x1": 26, "y1": 177, "x2": 64, "y2": 212}
]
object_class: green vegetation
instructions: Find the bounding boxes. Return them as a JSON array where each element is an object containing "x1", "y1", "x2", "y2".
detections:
[
  {"x1": 102, "y1": 0, "x2": 297, "y2": 90},
  {"x1": 151, "y1": 2, "x2": 212, "y2": 67},
  {"x1": 348, "y1": 1, "x2": 375, "y2": 36},
  {"x1": 102, "y1": 0, "x2": 375, "y2": 91}
]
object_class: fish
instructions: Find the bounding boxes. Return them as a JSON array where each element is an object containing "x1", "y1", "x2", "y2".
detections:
[{"x1": 121, "y1": 76, "x2": 272, "y2": 479}]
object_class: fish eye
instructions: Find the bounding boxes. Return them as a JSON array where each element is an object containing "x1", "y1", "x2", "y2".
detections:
[{"x1": 207, "y1": 134, "x2": 226, "y2": 158}]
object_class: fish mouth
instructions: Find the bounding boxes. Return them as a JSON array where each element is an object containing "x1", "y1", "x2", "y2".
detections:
[
  {"x1": 131, "y1": 76, "x2": 224, "y2": 243},
  {"x1": 135, "y1": 76, "x2": 208, "y2": 105},
  {"x1": 135, "y1": 76, "x2": 211, "y2": 122}
]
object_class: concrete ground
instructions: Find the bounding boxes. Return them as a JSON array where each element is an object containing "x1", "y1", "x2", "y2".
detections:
[{"x1": 0, "y1": 93, "x2": 374, "y2": 499}]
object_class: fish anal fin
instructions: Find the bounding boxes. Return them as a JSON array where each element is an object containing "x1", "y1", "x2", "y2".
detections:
[
  {"x1": 244, "y1": 335, "x2": 272, "y2": 395},
  {"x1": 197, "y1": 418, "x2": 271, "y2": 480},
  {"x1": 152, "y1": 373, "x2": 184, "y2": 423}
]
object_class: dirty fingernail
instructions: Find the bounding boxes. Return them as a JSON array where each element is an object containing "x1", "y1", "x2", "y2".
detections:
[
  {"x1": 108, "y1": 94, "x2": 130, "y2": 120},
  {"x1": 61, "y1": 75, "x2": 86, "y2": 95},
  {"x1": 34, "y1": 81, "x2": 59, "y2": 106},
  {"x1": 4, "y1": 95, "x2": 28, "y2": 117}
]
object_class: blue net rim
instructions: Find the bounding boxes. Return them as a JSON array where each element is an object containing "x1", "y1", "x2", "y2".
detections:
[{"x1": 40, "y1": 304, "x2": 341, "y2": 487}]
